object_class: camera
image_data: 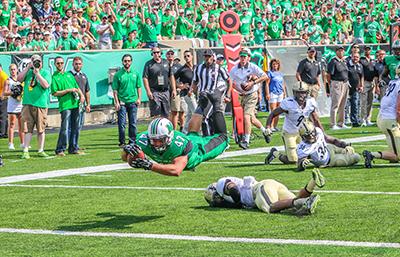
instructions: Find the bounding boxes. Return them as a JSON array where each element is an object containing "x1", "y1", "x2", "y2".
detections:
[
  {"x1": 72, "y1": 91, "x2": 80, "y2": 100},
  {"x1": 11, "y1": 83, "x2": 23, "y2": 99},
  {"x1": 33, "y1": 60, "x2": 41, "y2": 69}
]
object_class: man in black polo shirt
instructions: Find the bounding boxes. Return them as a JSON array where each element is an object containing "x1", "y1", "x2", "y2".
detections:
[
  {"x1": 359, "y1": 46, "x2": 378, "y2": 127},
  {"x1": 296, "y1": 47, "x2": 321, "y2": 98},
  {"x1": 143, "y1": 47, "x2": 176, "y2": 118},
  {"x1": 174, "y1": 50, "x2": 197, "y2": 133},
  {"x1": 327, "y1": 46, "x2": 350, "y2": 130},
  {"x1": 347, "y1": 52, "x2": 364, "y2": 127}
]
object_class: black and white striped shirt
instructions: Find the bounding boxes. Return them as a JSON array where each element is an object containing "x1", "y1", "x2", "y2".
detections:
[{"x1": 192, "y1": 62, "x2": 229, "y2": 93}]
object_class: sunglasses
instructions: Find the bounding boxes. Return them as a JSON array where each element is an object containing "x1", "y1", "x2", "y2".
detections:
[
  {"x1": 56, "y1": 62, "x2": 64, "y2": 65},
  {"x1": 152, "y1": 51, "x2": 161, "y2": 54},
  {"x1": 123, "y1": 59, "x2": 132, "y2": 62}
]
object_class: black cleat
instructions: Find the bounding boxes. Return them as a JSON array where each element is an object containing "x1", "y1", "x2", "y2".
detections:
[
  {"x1": 265, "y1": 147, "x2": 278, "y2": 164},
  {"x1": 362, "y1": 150, "x2": 374, "y2": 168}
]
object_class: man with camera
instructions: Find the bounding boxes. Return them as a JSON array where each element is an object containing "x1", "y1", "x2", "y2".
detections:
[
  {"x1": 51, "y1": 56, "x2": 85, "y2": 156},
  {"x1": 17, "y1": 54, "x2": 52, "y2": 159}
]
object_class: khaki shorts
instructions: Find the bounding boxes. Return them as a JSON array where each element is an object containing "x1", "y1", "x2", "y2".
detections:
[
  {"x1": 240, "y1": 91, "x2": 258, "y2": 116},
  {"x1": 305, "y1": 83, "x2": 319, "y2": 98},
  {"x1": 253, "y1": 179, "x2": 296, "y2": 213},
  {"x1": 21, "y1": 105, "x2": 48, "y2": 133},
  {"x1": 170, "y1": 94, "x2": 188, "y2": 113},
  {"x1": 377, "y1": 117, "x2": 400, "y2": 159},
  {"x1": 282, "y1": 131, "x2": 301, "y2": 162}
]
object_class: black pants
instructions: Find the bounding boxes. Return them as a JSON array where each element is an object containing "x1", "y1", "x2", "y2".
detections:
[{"x1": 0, "y1": 99, "x2": 8, "y2": 136}]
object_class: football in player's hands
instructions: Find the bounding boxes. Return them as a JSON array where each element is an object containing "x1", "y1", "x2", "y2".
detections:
[{"x1": 122, "y1": 144, "x2": 145, "y2": 162}]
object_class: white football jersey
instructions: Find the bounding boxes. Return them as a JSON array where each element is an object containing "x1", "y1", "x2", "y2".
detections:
[
  {"x1": 379, "y1": 79, "x2": 400, "y2": 120},
  {"x1": 280, "y1": 97, "x2": 318, "y2": 134},
  {"x1": 216, "y1": 176, "x2": 256, "y2": 208},
  {"x1": 297, "y1": 127, "x2": 330, "y2": 167}
]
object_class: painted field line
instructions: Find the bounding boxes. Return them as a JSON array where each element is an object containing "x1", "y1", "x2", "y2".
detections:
[
  {"x1": 216, "y1": 134, "x2": 385, "y2": 159},
  {"x1": 0, "y1": 228, "x2": 399, "y2": 249},
  {"x1": 1, "y1": 184, "x2": 400, "y2": 195},
  {"x1": 0, "y1": 134, "x2": 386, "y2": 185}
]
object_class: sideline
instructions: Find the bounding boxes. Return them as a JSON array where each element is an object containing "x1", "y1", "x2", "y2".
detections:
[
  {"x1": 0, "y1": 134, "x2": 385, "y2": 184},
  {"x1": 2, "y1": 184, "x2": 400, "y2": 195},
  {"x1": 0, "y1": 228, "x2": 399, "y2": 249}
]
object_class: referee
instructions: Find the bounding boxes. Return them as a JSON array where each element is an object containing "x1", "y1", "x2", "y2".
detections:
[
  {"x1": 296, "y1": 47, "x2": 321, "y2": 98},
  {"x1": 188, "y1": 49, "x2": 230, "y2": 134}
]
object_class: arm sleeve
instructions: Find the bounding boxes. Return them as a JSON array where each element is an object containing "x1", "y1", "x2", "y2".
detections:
[
  {"x1": 327, "y1": 59, "x2": 335, "y2": 75},
  {"x1": 142, "y1": 62, "x2": 149, "y2": 79},
  {"x1": 296, "y1": 60, "x2": 304, "y2": 74}
]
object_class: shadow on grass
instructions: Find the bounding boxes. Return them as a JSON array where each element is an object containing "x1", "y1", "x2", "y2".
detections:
[{"x1": 57, "y1": 212, "x2": 164, "y2": 231}]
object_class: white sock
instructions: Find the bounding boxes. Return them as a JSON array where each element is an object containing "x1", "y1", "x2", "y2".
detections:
[
  {"x1": 23, "y1": 147, "x2": 29, "y2": 153},
  {"x1": 260, "y1": 126, "x2": 267, "y2": 133},
  {"x1": 244, "y1": 134, "x2": 250, "y2": 143}
]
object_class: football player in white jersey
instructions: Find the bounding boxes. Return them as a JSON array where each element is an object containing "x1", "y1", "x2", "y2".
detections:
[
  {"x1": 264, "y1": 82, "x2": 323, "y2": 164},
  {"x1": 296, "y1": 120, "x2": 360, "y2": 171},
  {"x1": 363, "y1": 65, "x2": 400, "y2": 168},
  {"x1": 204, "y1": 169, "x2": 325, "y2": 215}
]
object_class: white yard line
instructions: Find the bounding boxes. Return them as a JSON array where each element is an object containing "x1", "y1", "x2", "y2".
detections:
[
  {"x1": 0, "y1": 228, "x2": 398, "y2": 249},
  {"x1": 1, "y1": 184, "x2": 400, "y2": 195},
  {"x1": 0, "y1": 134, "x2": 386, "y2": 185}
]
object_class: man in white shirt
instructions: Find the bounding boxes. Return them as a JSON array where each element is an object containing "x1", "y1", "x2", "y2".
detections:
[
  {"x1": 363, "y1": 66, "x2": 400, "y2": 167},
  {"x1": 204, "y1": 169, "x2": 325, "y2": 215},
  {"x1": 229, "y1": 48, "x2": 269, "y2": 149}
]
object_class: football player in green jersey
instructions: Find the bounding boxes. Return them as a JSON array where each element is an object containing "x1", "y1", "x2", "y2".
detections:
[
  {"x1": 122, "y1": 112, "x2": 229, "y2": 176},
  {"x1": 382, "y1": 40, "x2": 400, "y2": 81}
]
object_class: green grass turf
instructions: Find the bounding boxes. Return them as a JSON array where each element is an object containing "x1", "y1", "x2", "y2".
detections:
[{"x1": 1, "y1": 111, "x2": 400, "y2": 256}]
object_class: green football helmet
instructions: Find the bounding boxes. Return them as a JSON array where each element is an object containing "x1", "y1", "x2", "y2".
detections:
[{"x1": 147, "y1": 118, "x2": 174, "y2": 152}]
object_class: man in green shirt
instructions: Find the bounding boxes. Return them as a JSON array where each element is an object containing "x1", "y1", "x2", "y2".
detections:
[
  {"x1": 122, "y1": 116, "x2": 229, "y2": 176},
  {"x1": 382, "y1": 40, "x2": 400, "y2": 80},
  {"x1": 17, "y1": 54, "x2": 52, "y2": 159},
  {"x1": 267, "y1": 14, "x2": 283, "y2": 39},
  {"x1": 112, "y1": 54, "x2": 142, "y2": 146},
  {"x1": 160, "y1": 7, "x2": 175, "y2": 40},
  {"x1": 0, "y1": 1, "x2": 11, "y2": 27},
  {"x1": 56, "y1": 30, "x2": 71, "y2": 50},
  {"x1": 353, "y1": 16, "x2": 365, "y2": 43},
  {"x1": 51, "y1": 56, "x2": 84, "y2": 156},
  {"x1": 365, "y1": 16, "x2": 380, "y2": 44}
]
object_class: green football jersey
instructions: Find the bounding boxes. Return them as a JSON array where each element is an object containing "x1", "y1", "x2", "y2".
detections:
[
  {"x1": 136, "y1": 131, "x2": 229, "y2": 170},
  {"x1": 384, "y1": 55, "x2": 400, "y2": 80}
]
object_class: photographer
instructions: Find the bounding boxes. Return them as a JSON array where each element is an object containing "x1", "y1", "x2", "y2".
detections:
[
  {"x1": 2, "y1": 64, "x2": 25, "y2": 150},
  {"x1": 51, "y1": 56, "x2": 85, "y2": 156},
  {"x1": 17, "y1": 54, "x2": 52, "y2": 159}
]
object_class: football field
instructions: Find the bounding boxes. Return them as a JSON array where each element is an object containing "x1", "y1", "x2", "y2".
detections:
[{"x1": 0, "y1": 116, "x2": 399, "y2": 256}]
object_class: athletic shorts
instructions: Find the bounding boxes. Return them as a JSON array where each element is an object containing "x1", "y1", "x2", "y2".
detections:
[
  {"x1": 21, "y1": 105, "x2": 48, "y2": 133},
  {"x1": 269, "y1": 92, "x2": 284, "y2": 104},
  {"x1": 150, "y1": 91, "x2": 170, "y2": 118}
]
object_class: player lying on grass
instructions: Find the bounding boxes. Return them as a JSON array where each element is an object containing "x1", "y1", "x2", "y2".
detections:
[
  {"x1": 264, "y1": 82, "x2": 323, "y2": 164},
  {"x1": 121, "y1": 113, "x2": 229, "y2": 176},
  {"x1": 266, "y1": 120, "x2": 360, "y2": 171},
  {"x1": 204, "y1": 169, "x2": 325, "y2": 215},
  {"x1": 363, "y1": 67, "x2": 400, "y2": 168}
]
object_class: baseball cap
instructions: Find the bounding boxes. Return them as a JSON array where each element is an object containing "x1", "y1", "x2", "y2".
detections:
[
  {"x1": 239, "y1": 48, "x2": 251, "y2": 57},
  {"x1": 336, "y1": 45, "x2": 345, "y2": 51},
  {"x1": 307, "y1": 47, "x2": 316, "y2": 52},
  {"x1": 71, "y1": 28, "x2": 79, "y2": 33},
  {"x1": 203, "y1": 49, "x2": 214, "y2": 56},
  {"x1": 166, "y1": 49, "x2": 175, "y2": 55},
  {"x1": 216, "y1": 54, "x2": 225, "y2": 60},
  {"x1": 31, "y1": 54, "x2": 41, "y2": 62}
]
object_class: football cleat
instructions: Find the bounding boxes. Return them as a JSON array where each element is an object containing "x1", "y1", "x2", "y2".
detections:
[
  {"x1": 239, "y1": 141, "x2": 249, "y2": 150},
  {"x1": 362, "y1": 150, "x2": 374, "y2": 168},
  {"x1": 295, "y1": 194, "x2": 320, "y2": 216},
  {"x1": 265, "y1": 147, "x2": 278, "y2": 164},
  {"x1": 312, "y1": 168, "x2": 326, "y2": 188}
]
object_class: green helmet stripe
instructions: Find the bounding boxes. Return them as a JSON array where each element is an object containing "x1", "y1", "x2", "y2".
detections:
[{"x1": 151, "y1": 118, "x2": 161, "y2": 135}]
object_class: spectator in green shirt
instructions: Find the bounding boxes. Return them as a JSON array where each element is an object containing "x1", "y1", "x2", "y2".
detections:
[
  {"x1": 17, "y1": 54, "x2": 52, "y2": 159},
  {"x1": 353, "y1": 16, "x2": 365, "y2": 43},
  {"x1": 56, "y1": 30, "x2": 71, "y2": 50},
  {"x1": 160, "y1": 7, "x2": 175, "y2": 40},
  {"x1": 51, "y1": 56, "x2": 85, "y2": 156},
  {"x1": 122, "y1": 30, "x2": 140, "y2": 49},
  {"x1": 112, "y1": 54, "x2": 142, "y2": 146},
  {"x1": 140, "y1": 2, "x2": 158, "y2": 48}
]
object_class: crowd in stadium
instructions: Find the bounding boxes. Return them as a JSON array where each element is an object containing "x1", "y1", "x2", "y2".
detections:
[{"x1": 0, "y1": 0, "x2": 399, "y2": 51}]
